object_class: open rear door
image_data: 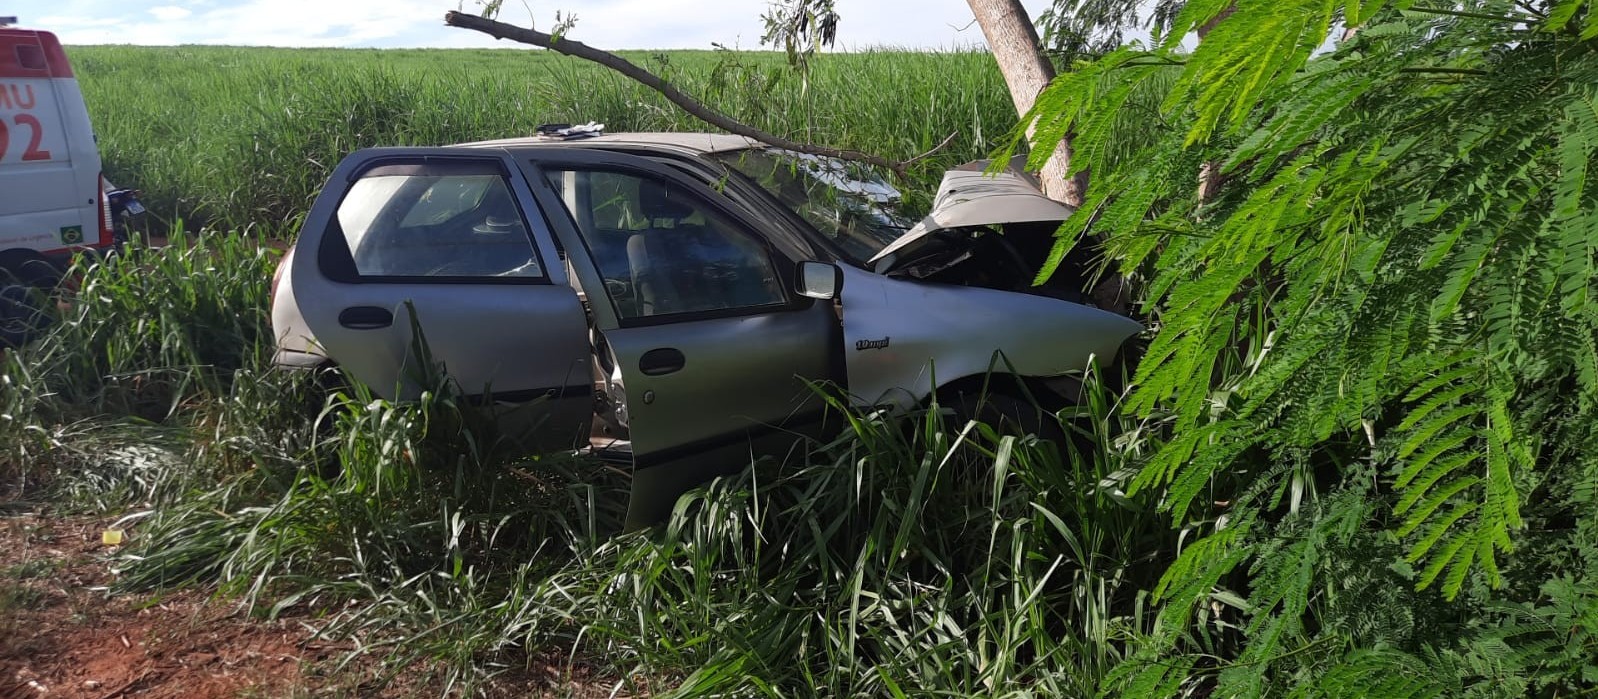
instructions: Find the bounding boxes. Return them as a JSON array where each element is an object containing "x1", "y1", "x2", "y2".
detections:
[{"x1": 285, "y1": 147, "x2": 593, "y2": 451}]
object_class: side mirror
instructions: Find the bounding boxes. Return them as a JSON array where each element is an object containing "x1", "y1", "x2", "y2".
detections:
[{"x1": 796, "y1": 260, "x2": 843, "y2": 300}]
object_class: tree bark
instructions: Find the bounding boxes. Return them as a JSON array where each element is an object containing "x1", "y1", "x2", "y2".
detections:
[
  {"x1": 967, "y1": 0, "x2": 1083, "y2": 206},
  {"x1": 1198, "y1": 4, "x2": 1237, "y2": 38},
  {"x1": 443, "y1": 11, "x2": 952, "y2": 176},
  {"x1": 1194, "y1": 3, "x2": 1237, "y2": 206}
]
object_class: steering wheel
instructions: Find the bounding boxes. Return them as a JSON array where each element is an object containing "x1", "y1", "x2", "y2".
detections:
[{"x1": 605, "y1": 277, "x2": 633, "y2": 299}]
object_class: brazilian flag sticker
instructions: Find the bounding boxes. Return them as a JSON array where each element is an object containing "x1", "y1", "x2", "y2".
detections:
[{"x1": 59, "y1": 226, "x2": 83, "y2": 245}]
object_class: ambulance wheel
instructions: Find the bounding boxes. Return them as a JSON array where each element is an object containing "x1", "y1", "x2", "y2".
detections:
[
  {"x1": 0, "y1": 251, "x2": 63, "y2": 349},
  {"x1": 0, "y1": 285, "x2": 53, "y2": 349}
]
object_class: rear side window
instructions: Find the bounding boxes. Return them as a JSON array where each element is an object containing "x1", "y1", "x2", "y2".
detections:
[{"x1": 327, "y1": 163, "x2": 547, "y2": 282}]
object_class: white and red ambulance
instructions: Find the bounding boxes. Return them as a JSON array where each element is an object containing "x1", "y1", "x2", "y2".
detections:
[{"x1": 0, "y1": 24, "x2": 112, "y2": 345}]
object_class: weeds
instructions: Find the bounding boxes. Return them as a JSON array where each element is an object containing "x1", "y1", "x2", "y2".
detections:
[
  {"x1": 0, "y1": 229, "x2": 1164, "y2": 692},
  {"x1": 542, "y1": 371, "x2": 1172, "y2": 697},
  {"x1": 0, "y1": 229, "x2": 279, "y2": 498},
  {"x1": 0, "y1": 42, "x2": 1167, "y2": 691},
  {"x1": 105, "y1": 333, "x2": 1162, "y2": 695}
]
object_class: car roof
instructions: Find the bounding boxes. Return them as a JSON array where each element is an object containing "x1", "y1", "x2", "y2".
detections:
[{"x1": 459, "y1": 131, "x2": 763, "y2": 155}]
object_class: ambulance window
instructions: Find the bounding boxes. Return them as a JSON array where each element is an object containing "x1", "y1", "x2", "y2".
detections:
[{"x1": 16, "y1": 44, "x2": 47, "y2": 70}]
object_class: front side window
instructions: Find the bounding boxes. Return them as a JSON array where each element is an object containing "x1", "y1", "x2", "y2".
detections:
[
  {"x1": 333, "y1": 167, "x2": 545, "y2": 280},
  {"x1": 543, "y1": 168, "x2": 785, "y2": 319},
  {"x1": 711, "y1": 148, "x2": 914, "y2": 264}
]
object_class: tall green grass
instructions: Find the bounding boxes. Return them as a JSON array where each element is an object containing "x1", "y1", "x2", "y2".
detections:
[
  {"x1": 541, "y1": 378, "x2": 1173, "y2": 697},
  {"x1": 0, "y1": 231, "x2": 283, "y2": 502},
  {"x1": 0, "y1": 231, "x2": 1170, "y2": 695},
  {"x1": 69, "y1": 46, "x2": 1016, "y2": 232},
  {"x1": 0, "y1": 45, "x2": 1176, "y2": 695},
  {"x1": 106, "y1": 347, "x2": 1167, "y2": 695}
]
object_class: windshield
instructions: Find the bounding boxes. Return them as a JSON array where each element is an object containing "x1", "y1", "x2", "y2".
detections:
[{"x1": 712, "y1": 148, "x2": 914, "y2": 263}]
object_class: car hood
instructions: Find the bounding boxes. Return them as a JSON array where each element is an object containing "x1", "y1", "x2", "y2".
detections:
[{"x1": 868, "y1": 158, "x2": 1075, "y2": 267}]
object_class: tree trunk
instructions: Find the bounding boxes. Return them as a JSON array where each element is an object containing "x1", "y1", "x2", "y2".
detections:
[
  {"x1": 1195, "y1": 3, "x2": 1237, "y2": 206},
  {"x1": 1198, "y1": 4, "x2": 1237, "y2": 38},
  {"x1": 967, "y1": 0, "x2": 1083, "y2": 206}
]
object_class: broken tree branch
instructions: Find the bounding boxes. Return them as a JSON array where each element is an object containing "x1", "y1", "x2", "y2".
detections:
[
  {"x1": 443, "y1": 11, "x2": 947, "y2": 176},
  {"x1": 901, "y1": 131, "x2": 960, "y2": 169}
]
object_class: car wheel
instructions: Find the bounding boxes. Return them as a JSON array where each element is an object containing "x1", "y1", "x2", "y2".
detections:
[{"x1": 946, "y1": 390, "x2": 1069, "y2": 447}]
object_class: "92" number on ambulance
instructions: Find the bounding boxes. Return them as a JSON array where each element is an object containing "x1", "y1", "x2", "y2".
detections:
[{"x1": 0, "y1": 113, "x2": 53, "y2": 161}]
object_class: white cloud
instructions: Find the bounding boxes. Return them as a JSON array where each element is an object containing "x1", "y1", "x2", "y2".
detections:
[
  {"x1": 147, "y1": 5, "x2": 191, "y2": 21},
  {"x1": 21, "y1": 0, "x2": 1053, "y2": 49},
  {"x1": 23, "y1": 0, "x2": 477, "y2": 46}
]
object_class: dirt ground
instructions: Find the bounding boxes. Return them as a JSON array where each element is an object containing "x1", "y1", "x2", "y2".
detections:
[{"x1": 0, "y1": 513, "x2": 629, "y2": 699}]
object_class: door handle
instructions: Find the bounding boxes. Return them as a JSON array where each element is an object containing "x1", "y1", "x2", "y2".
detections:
[
  {"x1": 338, "y1": 306, "x2": 393, "y2": 330},
  {"x1": 638, "y1": 347, "x2": 686, "y2": 376}
]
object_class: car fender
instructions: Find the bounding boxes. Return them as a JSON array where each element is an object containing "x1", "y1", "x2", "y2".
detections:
[{"x1": 838, "y1": 265, "x2": 1142, "y2": 410}]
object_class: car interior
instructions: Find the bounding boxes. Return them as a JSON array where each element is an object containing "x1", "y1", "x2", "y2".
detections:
[{"x1": 344, "y1": 174, "x2": 544, "y2": 279}]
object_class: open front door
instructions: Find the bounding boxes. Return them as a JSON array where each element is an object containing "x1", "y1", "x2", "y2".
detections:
[
  {"x1": 286, "y1": 148, "x2": 592, "y2": 451},
  {"x1": 519, "y1": 149, "x2": 845, "y2": 526}
]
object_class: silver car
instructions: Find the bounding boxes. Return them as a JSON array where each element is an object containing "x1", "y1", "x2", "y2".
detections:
[{"x1": 270, "y1": 131, "x2": 1141, "y2": 522}]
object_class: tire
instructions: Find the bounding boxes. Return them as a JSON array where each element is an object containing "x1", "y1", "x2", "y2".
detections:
[
  {"x1": 0, "y1": 255, "x2": 63, "y2": 289},
  {"x1": 0, "y1": 252, "x2": 64, "y2": 349},
  {"x1": 0, "y1": 284, "x2": 53, "y2": 349},
  {"x1": 947, "y1": 389, "x2": 1070, "y2": 447}
]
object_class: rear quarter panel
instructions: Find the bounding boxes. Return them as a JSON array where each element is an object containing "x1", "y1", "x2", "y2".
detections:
[{"x1": 270, "y1": 248, "x2": 324, "y2": 359}]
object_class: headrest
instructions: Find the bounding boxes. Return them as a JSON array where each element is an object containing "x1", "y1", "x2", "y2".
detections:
[{"x1": 637, "y1": 179, "x2": 695, "y2": 221}]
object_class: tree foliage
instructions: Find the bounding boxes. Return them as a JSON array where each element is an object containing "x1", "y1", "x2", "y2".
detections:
[
  {"x1": 1037, "y1": 0, "x2": 1187, "y2": 59},
  {"x1": 760, "y1": 0, "x2": 840, "y2": 70},
  {"x1": 1013, "y1": 0, "x2": 1598, "y2": 693}
]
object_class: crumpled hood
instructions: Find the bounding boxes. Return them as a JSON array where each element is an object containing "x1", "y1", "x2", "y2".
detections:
[{"x1": 868, "y1": 158, "x2": 1075, "y2": 266}]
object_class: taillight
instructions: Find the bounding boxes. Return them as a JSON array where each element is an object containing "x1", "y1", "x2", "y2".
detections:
[
  {"x1": 99, "y1": 173, "x2": 113, "y2": 244},
  {"x1": 269, "y1": 248, "x2": 292, "y2": 309}
]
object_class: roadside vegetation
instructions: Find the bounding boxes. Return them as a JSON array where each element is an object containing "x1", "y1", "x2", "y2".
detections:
[
  {"x1": 71, "y1": 46, "x2": 1010, "y2": 231},
  {"x1": 4, "y1": 0, "x2": 1597, "y2": 695},
  {"x1": 0, "y1": 231, "x2": 1163, "y2": 695}
]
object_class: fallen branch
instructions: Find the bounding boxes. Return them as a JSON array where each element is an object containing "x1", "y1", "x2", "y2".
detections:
[
  {"x1": 443, "y1": 11, "x2": 953, "y2": 176},
  {"x1": 900, "y1": 130, "x2": 960, "y2": 170}
]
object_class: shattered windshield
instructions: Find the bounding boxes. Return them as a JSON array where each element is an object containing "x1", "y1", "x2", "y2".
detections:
[{"x1": 712, "y1": 148, "x2": 915, "y2": 264}]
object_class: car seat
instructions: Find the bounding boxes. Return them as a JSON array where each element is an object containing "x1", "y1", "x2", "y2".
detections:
[{"x1": 627, "y1": 179, "x2": 697, "y2": 316}]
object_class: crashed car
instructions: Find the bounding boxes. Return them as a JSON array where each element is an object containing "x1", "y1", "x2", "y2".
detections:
[{"x1": 270, "y1": 130, "x2": 1141, "y2": 522}]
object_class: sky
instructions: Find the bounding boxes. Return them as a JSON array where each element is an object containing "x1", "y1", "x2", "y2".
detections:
[{"x1": 12, "y1": 0, "x2": 1056, "y2": 50}]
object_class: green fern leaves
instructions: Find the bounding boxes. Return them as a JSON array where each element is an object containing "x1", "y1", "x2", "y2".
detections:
[
  {"x1": 1017, "y1": 0, "x2": 1598, "y2": 694},
  {"x1": 1391, "y1": 362, "x2": 1525, "y2": 598},
  {"x1": 1547, "y1": 0, "x2": 1598, "y2": 39}
]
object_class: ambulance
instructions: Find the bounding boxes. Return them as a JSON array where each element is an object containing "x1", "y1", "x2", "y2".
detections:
[{"x1": 0, "y1": 23, "x2": 113, "y2": 346}]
